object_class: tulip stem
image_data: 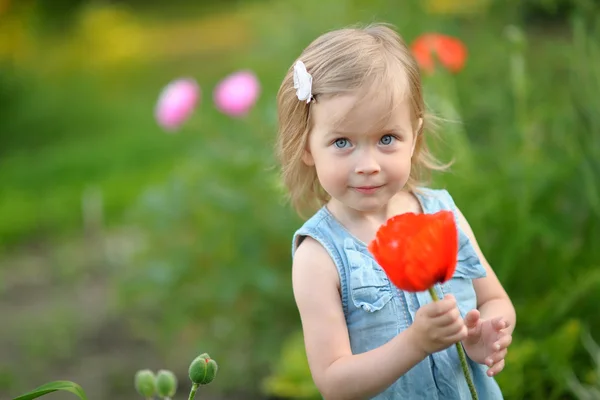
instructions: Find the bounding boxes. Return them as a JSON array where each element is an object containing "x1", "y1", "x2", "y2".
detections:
[
  {"x1": 188, "y1": 383, "x2": 199, "y2": 400},
  {"x1": 428, "y1": 287, "x2": 479, "y2": 400}
]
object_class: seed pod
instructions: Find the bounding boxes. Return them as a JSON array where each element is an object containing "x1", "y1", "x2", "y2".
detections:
[
  {"x1": 188, "y1": 353, "x2": 218, "y2": 385},
  {"x1": 134, "y1": 369, "x2": 156, "y2": 398},
  {"x1": 156, "y1": 369, "x2": 177, "y2": 398}
]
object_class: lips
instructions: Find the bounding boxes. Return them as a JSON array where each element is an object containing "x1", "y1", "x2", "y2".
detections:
[
  {"x1": 353, "y1": 185, "x2": 383, "y2": 190},
  {"x1": 352, "y1": 185, "x2": 384, "y2": 194}
]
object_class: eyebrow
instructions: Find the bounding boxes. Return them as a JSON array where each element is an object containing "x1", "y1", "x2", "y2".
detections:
[{"x1": 327, "y1": 125, "x2": 408, "y2": 137}]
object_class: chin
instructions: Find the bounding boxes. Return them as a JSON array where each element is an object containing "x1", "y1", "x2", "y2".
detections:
[{"x1": 350, "y1": 199, "x2": 387, "y2": 213}]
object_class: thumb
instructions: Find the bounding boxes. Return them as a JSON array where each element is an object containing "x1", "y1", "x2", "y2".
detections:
[{"x1": 464, "y1": 309, "x2": 480, "y2": 328}]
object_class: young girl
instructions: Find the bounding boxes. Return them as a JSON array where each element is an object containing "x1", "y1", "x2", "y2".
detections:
[{"x1": 275, "y1": 24, "x2": 516, "y2": 399}]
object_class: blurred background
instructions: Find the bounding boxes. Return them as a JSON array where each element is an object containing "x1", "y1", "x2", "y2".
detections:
[{"x1": 1, "y1": 0, "x2": 600, "y2": 399}]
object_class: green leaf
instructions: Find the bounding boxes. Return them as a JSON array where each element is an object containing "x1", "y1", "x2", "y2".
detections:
[{"x1": 12, "y1": 381, "x2": 88, "y2": 400}]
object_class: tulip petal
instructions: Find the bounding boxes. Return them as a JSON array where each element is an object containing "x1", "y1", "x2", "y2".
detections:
[
  {"x1": 411, "y1": 33, "x2": 467, "y2": 74},
  {"x1": 155, "y1": 78, "x2": 200, "y2": 132},
  {"x1": 368, "y1": 210, "x2": 459, "y2": 292},
  {"x1": 213, "y1": 70, "x2": 261, "y2": 118}
]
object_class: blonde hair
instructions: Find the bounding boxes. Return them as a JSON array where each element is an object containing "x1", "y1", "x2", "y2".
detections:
[{"x1": 276, "y1": 23, "x2": 449, "y2": 218}]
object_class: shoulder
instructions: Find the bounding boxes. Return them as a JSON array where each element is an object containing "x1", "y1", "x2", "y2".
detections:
[
  {"x1": 415, "y1": 186, "x2": 475, "y2": 236},
  {"x1": 294, "y1": 234, "x2": 331, "y2": 263},
  {"x1": 292, "y1": 206, "x2": 347, "y2": 263},
  {"x1": 415, "y1": 186, "x2": 455, "y2": 204},
  {"x1": 292, "y1": 207, "x2": 330, "y2": 250},
  {"x1": 292, "y1": 236, "x2": 342, "y2": 317},
  {"x1": 413, "y1": 186, "x2": 461, "y2": 216},
  {"x1": 292, "y1": 208, "x2": 343, "y2": 298},
  {"x1": 293, "y1": 235, "x2": 340, "y2": 288}
]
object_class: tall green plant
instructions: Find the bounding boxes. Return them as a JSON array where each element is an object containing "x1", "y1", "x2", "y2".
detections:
[
  {"x1": 114, "y1": 124, "x2": 300, "y2": 393},
  {"x1": 566, "y1": 328, "x2": 600, "y2": 399}
]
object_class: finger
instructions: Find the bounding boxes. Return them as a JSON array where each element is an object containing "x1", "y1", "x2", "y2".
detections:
[
  {"x1": 464, "y1": 310, "x2": 480, "y2": 329},
  {"x1": 429, "y1": 295, "x2": 457, "y2": 316},
  {"x1": 485, "y1": 348, "x2": 507, "y2": 367},
  {"x1": 434, "y1": 307, "x2": 461, "y2": 327},
  {"x1": 500, "y1": 320, "x2": 512, "y2": 332},
  {"x1": 492, "y1": 317, "x2": 508, "y2": 331},
  {"x1": 442, "y1": 293, "x2": 456, "y2": 302},
  {"x1": 493, "y1": 334, "x2": 513, "y2": 351},
  {"x1": 487, "y1": 359, "x2": 505, "y2": 377},
  {"x1": 446, "y1": 324, "x2": 468, "y2": 343},
  {"x1": 439, "y1": 317, "x2": 466, "y2": 338}
]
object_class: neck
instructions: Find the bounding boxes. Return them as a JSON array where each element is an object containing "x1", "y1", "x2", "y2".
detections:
[
  {"x1": 327, "y1": 190, "x2": 421, "y2": 223},
  {"x1": 325, "y1": 191, "x2": 421, "y2": 245},
  {"x1": 327, "y1": 199, "x2": 390, "y2": 227}
]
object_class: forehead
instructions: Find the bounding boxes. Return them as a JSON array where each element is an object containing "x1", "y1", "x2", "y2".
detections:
[{"x1": 311, "y1": 91, "x2": 413, "y2": 135}]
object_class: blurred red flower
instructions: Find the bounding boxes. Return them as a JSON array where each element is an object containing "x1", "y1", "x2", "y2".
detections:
[
  {"x1": 411, "y1": 34, "x2": 467, "y2": 74},
  {"x1": 368, "y1": 210, "x2": 458, "y2": 292}
]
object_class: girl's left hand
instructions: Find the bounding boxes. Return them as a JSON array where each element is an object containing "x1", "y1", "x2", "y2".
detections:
[{"x1": 461, "y1": 310, "x2": 512, "y2": 377}]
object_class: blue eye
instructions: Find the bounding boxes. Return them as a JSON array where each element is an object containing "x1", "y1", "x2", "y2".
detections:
[
  {"x1": 380, "y1": 134, "x2": 395, "y2": 145},
  {"x1": 333, "y1": 138, "x2": 350, "y2": 148}
]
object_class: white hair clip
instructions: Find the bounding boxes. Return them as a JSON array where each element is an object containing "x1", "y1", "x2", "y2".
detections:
[{"x1": 293, "y1": 60, "x2": 313, "y2": 103}]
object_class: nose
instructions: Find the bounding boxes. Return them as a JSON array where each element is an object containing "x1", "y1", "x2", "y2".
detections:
[{"x1": 354, "y1": 149, "x2": 381, "y2": 175}]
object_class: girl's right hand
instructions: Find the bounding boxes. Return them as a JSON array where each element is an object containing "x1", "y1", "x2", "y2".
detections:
[{"x1": 410, "y1": 294, "x2": 468, "y2": 355}]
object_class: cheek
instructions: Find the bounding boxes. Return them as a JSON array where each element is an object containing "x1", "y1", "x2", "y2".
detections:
[
  {"x1": 385, "y1": 151, "x2": 412, "y2": 176},
  {"x1": 313, "y1": 153, "x2": 348, "y2": 184}
]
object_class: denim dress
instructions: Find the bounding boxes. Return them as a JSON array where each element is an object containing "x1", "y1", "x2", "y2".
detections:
[{"x1": 292, "y1": 188, "x2": 504, "y2": 399}]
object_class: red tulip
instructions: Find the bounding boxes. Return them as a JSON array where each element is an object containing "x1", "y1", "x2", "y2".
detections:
[
  {"x1": 369, "y1": 210, "x2": 479, "y2": 399},
  {"x1": 411, "y1": 33, "x2": 467, "y2": 74},
  {"x1": 368, "y1": 210, "x2": 458, "y2": 292}
]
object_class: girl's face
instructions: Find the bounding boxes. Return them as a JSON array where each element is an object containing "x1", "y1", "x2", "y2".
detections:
[{"x1": 304, "y1": 92, "x2": 418, "y2": 217}]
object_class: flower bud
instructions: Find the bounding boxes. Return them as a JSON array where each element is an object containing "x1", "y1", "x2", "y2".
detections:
[
  {"x1": 155, "y1": 78, "x2": 200, "y2": 132},
  {"x1": 213, "y1": 70, "x2": 260, "y2": 118},
  {"x1": 188, "y1": 353, "x2": 218, "y2": 385},
  {"x1": 134, "y1": 369, "x2": 156, "y2": 398},
  {"x1": 156, "y1": 369, "x2": 177, "y2": 398}
]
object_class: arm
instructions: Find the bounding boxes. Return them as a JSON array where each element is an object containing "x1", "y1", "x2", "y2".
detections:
[
  {"x1": 455, "y1": 207, "x2": 516, "y2": 334},
  {"x1": 292, "y1": 237, "x2": 427, "y2": 400}
]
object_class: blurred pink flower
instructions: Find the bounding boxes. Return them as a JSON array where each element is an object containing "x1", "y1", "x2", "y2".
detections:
[
  {"x1": 155, "y1": 78, "x2": 200, "y2": 132},
  {"x1": 213, "y1": 71, "x2": 260, "y2": 117}
]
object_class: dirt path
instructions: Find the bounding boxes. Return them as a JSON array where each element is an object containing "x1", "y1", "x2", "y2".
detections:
[{"x1": 0, "y1": 229, "x2": 275, "y2": 400}]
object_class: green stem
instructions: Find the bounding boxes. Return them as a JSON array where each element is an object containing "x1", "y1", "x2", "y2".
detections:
[
  {"x1": 188, "y1": 383, "x2": 199, "y2": 400},
  {"x1": 428, "y1": 287, "x2": 479, "y2": 400}
]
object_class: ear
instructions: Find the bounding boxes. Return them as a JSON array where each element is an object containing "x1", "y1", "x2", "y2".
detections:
[
  {"x1": 411, "y1": 117, "x2": 423, "y2": 157},
  {"x1": 302, "y1": 148, "x2": 315, "y2": 166}
]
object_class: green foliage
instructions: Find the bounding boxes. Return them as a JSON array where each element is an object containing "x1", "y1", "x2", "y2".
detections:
[
  {"x1": 566, "y1": 328, "x2": 600, "y2": 399},
  {"x1": 496, "y1": 320, "x2": 583, "y2": 399},
  {"x1": 261, "y1": 331, "x2": 319, "y2": 400},
  {"x1": 114, "y1": 122, "x2": 301, "y2": 391},
  {"x1": 11, "y1": 381, "x2": 88, "y2": 400},
  {"x1": 490, "y1": 0, "x2": 597, "y2": 24},
  {"x1": 0, "y1": 69, "x2": 191, "y2": 248}
]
